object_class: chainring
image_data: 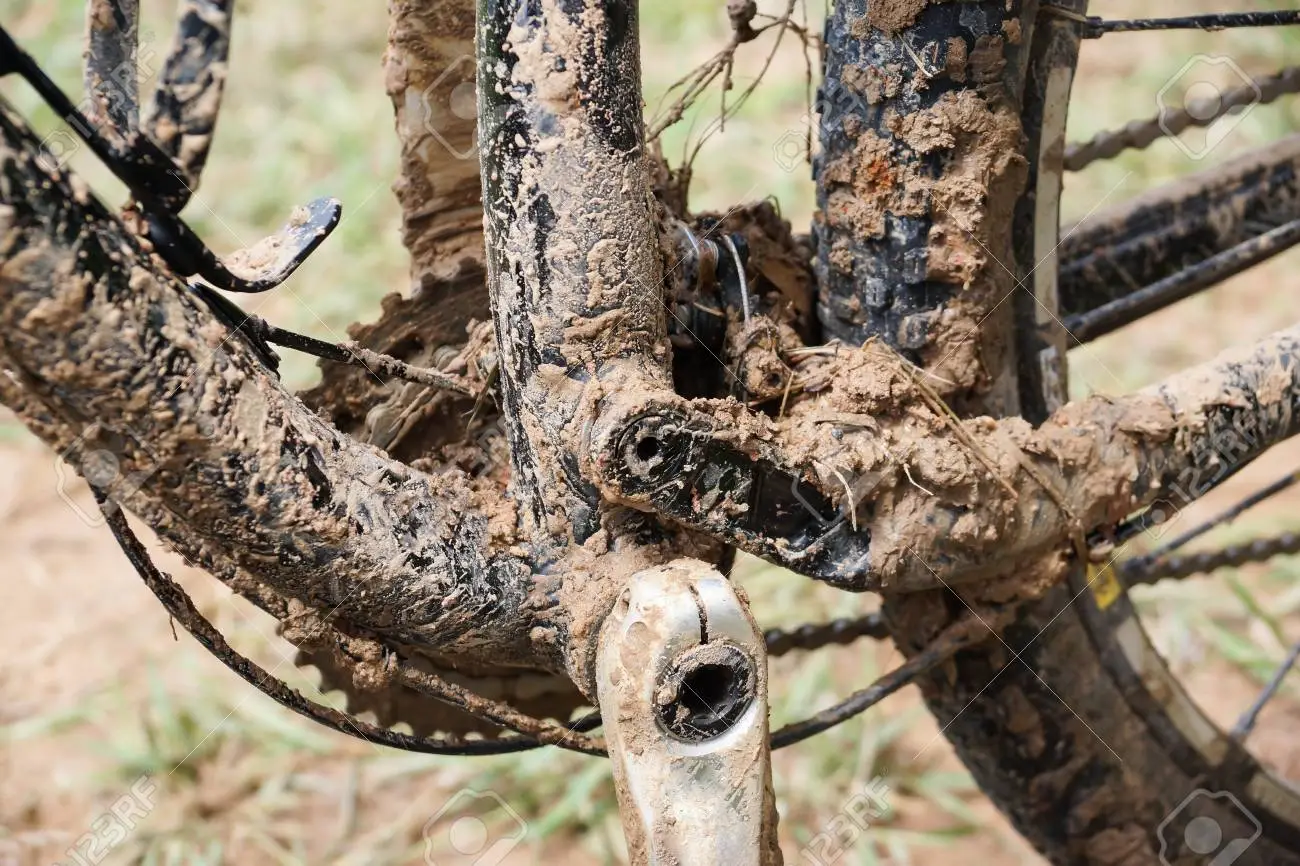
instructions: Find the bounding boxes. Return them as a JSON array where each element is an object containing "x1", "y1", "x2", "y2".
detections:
[{"x1": 295, "y1": 645, "x2": 590, "y2": 739}]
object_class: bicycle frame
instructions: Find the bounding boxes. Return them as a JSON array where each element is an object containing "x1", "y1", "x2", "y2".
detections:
[
  {"x1": 0, "y1": 0, "x2": 1291, "y2": 688},
  {"x1": 477, "y1": 0, "x2": 1300, "y2": 645},
  {"x1": 4, "y1": 0, "x2": 1300, "y2": 861}
]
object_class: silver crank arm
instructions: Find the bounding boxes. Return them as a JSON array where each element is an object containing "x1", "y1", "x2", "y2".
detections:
[{"x1": 596, "y1": 559, "x2": 781, "y2": 865}]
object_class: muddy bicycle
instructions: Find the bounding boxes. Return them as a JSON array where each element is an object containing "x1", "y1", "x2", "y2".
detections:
[{"x1": 4, "y1": 0, "x2": 1300, "y2": 863}]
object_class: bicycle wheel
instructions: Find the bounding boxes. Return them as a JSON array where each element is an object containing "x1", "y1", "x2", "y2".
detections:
[{"x1": 826, "y1": 3, "x2": 1300, "y2": 863}]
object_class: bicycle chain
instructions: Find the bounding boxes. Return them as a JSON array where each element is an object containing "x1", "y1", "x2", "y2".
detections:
[
  {"x1": 302, "y1": 536, "x2": 1300, "y2": 744},
  {"x1": 764, "y1": 612, "x2": 888, "y2": 656},
  {"x1": 1121, "y1": 531, "x2": 1300, "y2": 586},
  {"x1": 1064, "y1": 65, "x2": 1300, "y2": 172}
]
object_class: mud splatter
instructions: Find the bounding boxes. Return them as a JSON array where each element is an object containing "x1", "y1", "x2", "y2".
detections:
[{"x1": 863, "y1": 0, "x2": 928, "y2": 35}]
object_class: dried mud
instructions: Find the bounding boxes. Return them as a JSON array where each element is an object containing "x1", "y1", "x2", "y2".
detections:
[
  {"x1": 0, "y1": 99, "x2": 545, "y2": 674},
  {"x1": 590, "y1": 320, "x2": 1300, "y2": 598},
  {"x1": 864, "y1": 0, "x2": 929, "y2": 35},
  {"x1": 9, "y1": 14, "x2": 1300, "y2": 863},
  {"x1": 385, "y1": 0, "x2": 487, "y2": 299},
  {"x1": 818, "y1": 3, "x2": 1028, "y2": 415}
]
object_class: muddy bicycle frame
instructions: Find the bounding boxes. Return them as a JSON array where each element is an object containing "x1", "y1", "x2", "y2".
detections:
[
  {"x1": 478, "y1": 0, "x2": 1300, "y2": 624},
  {"x1": 4, "y1": 0, "x2": 1300, "y2": 861},
  {"x1": 472, "y1": 1, "x2": 1300, "y2": 855}
]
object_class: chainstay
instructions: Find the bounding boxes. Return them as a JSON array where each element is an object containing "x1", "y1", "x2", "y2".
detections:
[
  {"x1": 1065, "y1": 65, "x2": 1300, "y2": 172},
  {"x1": 1121, "y1": 531, "x2": 1300, "y2": 586},
  {"x1": 98, "y1": 494, "x2": 605, "y2": 756}
]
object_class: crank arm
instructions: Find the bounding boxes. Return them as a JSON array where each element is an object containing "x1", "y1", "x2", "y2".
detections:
[
  {"x1": 592, "y1": 401, "x2": 875, "y2": 590},
  {"x1": 0, "y1": 26, "x2": 340, "y2": 293},
  {"x1": 596, "y1": 559, "x2": 779, "y2": 865}
]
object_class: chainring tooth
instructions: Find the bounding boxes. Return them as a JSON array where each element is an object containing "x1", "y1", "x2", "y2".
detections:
[{"x1": 294, "y1": 646, "x2": 590, "y2": 740}]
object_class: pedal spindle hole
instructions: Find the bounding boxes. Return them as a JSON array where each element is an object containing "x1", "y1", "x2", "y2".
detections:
[{"x1": 656, "y1": 643, "x2": 756, "y2": 742}]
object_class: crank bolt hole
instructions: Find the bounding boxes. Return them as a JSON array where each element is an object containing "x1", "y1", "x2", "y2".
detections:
[
  {"x1": 656, "y1": 644, "x2": 756, "y2": 742},
  {"x1": 624, "y1": 430, "x2": 668, "y2": 479},
  {"x1": 635, "y1": 436, "x2": 661, "y2": 462}
]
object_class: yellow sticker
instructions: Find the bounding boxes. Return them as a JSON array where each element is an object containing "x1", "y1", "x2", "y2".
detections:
[{"x1": 1088, "y1": 562, "x2": 1123, "y2": 610}]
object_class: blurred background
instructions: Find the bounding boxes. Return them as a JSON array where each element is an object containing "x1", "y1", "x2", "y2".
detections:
[{"x1": 1, "y1": 0, "x2": 1299, "y2": 863}]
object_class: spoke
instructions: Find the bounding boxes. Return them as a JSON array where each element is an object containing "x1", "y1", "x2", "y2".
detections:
[
  {"x1": 1063, "y1": 215, "x2": 1300, "y2": 343},
  {"x1": 1232, "y1": 640, "x2": 1300, "y2": 739},
  {"x1": 1083, "y1": 11, "x2": 1300, "y2": 37}
]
